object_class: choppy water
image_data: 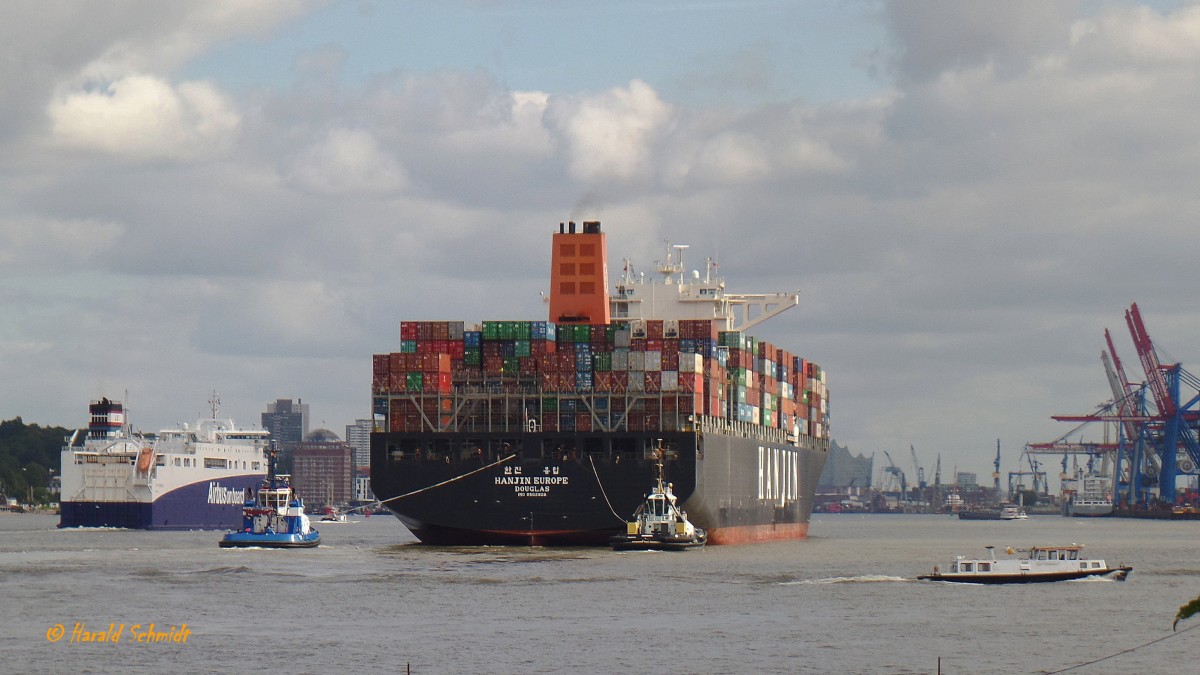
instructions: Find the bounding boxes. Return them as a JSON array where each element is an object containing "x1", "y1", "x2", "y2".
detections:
[{"x1": 2, "y1": 512, "x2": 1197, "y2": 674}]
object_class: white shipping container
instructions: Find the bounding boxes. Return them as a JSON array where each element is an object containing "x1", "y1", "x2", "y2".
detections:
[
  {"x1": 662, "y1": 370, "x2": 678, "y2": 391},
  {"x1": 628, "y1": 351, "x2": 645, "y2": 371},
  {"x1": 645, "y1": 351, "x2": 662, "y2": 372},
  {"x1": 612, "y1": 348, "x2": 629, "y2": 371},
  {"x1": 627, "y1": 372, "x2": 644, "y2": 390}
]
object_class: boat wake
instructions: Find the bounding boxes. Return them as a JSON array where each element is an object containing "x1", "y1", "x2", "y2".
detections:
[{"x1": 781, "y1": 575, "x2": 910, "y2": 585}]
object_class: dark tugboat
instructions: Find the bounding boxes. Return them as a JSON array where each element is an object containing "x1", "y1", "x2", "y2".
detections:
[{"x1": 610, "y1": 456, "x2": 706, "y2": 551}]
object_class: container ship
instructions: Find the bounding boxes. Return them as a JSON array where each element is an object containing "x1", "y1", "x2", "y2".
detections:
[
  {"x1": 59, "y1": 397, "x2": 269, "y2": 529},
  {"x1": 370, "y1": 221, "x2": 829, "y2": 545}
]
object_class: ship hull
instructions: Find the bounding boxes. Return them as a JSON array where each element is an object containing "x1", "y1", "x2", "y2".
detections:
[
  {"x1": 58, "y1": 474, "x2": 261, "y2": 530},
  {"x1": 371, "y1": 424, "x2": 826, "y2": 546},
  {"x1": 1066, "y1": 503, "x2": 1113, "y2": 517}
]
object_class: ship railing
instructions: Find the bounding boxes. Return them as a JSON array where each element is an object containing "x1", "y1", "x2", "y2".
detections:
[{"x1": 697, "y1": 415, "x2": 827, "y2": 452}]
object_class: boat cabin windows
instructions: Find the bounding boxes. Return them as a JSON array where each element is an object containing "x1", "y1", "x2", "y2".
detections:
[
  {"x1": 959, "y1": 562, "x2": 974, "y2": 572},
  {"x1": 978, "y1": 563, "x2": 991, "y2": 572},
  {"x1": 204, "y1": 457, "x2": 228, "y2": 469},
  {"x1": 1034, "y1": 548, "x2": 1081, "y2": 561}
]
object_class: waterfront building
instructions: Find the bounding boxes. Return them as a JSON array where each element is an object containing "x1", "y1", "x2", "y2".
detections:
[
  {"x1": 292, "y1": 429, "x2": 352, "y2": 509},
  {"x1": 345, "y1": 419, "x2": 372, "y2": 471},
  {"x1": 261, "y1": 398, "x2": 309, "y2": 470}
]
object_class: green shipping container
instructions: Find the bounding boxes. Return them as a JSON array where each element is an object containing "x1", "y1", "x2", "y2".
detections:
[{"x1": 406, "y1": 372, "x2": 423, "y2": 391}]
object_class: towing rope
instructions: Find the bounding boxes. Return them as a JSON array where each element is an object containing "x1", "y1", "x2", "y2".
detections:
[
  {"x1": 379, "y1": 454, "x2": 517, "y2": 504},
  {"x1": 589, "y1": 455, "x2": 628, "y2": 524}
]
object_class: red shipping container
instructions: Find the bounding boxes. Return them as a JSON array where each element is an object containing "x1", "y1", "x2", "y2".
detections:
[
  {"x1": 663, "y1": 350, "x2": 679, "y2": 371},
  {"x1": 594, "y1": 371, "x2": 612, "y2": 392},
  {"x1": 644, "y1": 372, "x2": 661, "y2": 392}
]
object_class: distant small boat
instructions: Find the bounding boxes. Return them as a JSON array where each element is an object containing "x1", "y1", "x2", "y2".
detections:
[
  {"x1": 320, "y1": 507, "x2": 348, "y2": 523},
  {"x1": 918, "y1": 545, "x2": 1131, "y2": 584},
  {"x1": 957, "y1": 504, "x2": 1027, "y2": 520},
  {"x1": 610, "y1": 458, "x2": 705, "y2": 552},
  {"x1": 219, "y1": 451, "x2": 320, "y2": 549}
]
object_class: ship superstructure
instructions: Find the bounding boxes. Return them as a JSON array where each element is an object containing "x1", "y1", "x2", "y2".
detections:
[
  {"x1": 370, "y1": 221, "x2": 829, "y2": 545},
  {"x1": 59, "y1": 396, "x2": 269, "y2": 529}
]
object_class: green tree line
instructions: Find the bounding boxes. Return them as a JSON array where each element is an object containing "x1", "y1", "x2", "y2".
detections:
[{"x1": 0, "y1": 417, "x2": 71, "y2": 504}]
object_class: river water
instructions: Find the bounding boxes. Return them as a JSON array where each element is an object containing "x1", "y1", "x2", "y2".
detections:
[{"x1": 2, "y1": 512, "x2": 1197, "y2": 674}]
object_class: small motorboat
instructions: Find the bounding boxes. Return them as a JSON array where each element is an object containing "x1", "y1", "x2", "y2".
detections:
[
  {"x1": 219, "y1": 451, "x2": 320, "y2": 549},
  {"x1": 1000, "y1": 505, "x2": 1028, "y2": 520},
  {"x1": 610, "y1": 458, "x2": 705, "y2": 552},
  {"x1": 320, "y1": 508, "x2": 348, "y2": 523},
  {"x1": 957, "y1": 504, "x2": 1028, "y2": 520},
  {"x1": 918, "y1": 544, "x2": 1131, "y2": 584}
]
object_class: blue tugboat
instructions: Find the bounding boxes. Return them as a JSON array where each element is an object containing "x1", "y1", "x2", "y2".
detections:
[{"x1": 219, "y1": 451, "x2": 320, "y2": 549}]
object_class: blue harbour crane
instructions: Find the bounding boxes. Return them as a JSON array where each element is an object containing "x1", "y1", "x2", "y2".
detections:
[{"x1": 1030, "y1": 303, "x2": 1200, "y2": 508}]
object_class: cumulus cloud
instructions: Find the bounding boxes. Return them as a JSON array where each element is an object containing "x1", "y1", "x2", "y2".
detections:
[
  {"x1": 6, "y1": 1, "x2": 1200, "y2": 482},
  {"x1": 545, "y1": 79, "x2": 674, "y2": 182},
  {"x1": 289, "y1": 127, "x2": 407, "y2": 196},
  {"x1": 48, "y1": 75, "x2": 240, "y2": 159}
]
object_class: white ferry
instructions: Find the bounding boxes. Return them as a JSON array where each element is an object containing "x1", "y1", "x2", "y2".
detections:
[
  {"x1": 59, "y1": 397, "x2": 269, "y2": 530},
  {"x1": 918, "y1": 544, "x2": 1131, "y2": 584}
]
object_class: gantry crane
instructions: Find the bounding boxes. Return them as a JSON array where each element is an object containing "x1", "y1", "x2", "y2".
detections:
[
  {"x1": 1125, "y1": 303, "x2": 1200, "y2": 501},
  {"x1": 881, "y1": 450, "x2": 907, "y2": 503},
  {"x1": 1030, "y1": 303, "x2": 1200, "y2": 506}
]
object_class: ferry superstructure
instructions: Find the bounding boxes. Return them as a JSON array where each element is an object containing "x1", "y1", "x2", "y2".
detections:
[
  {"x1": 59, "y1": 397, "x2": 269, "y2": 530},
  {"x1": 370, "y1": 221, "x2": 829, "y2": 545}
]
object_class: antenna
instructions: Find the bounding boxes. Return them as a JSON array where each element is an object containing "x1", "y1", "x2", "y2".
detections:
[{"x1": 209, "y1": 391, "x2": 220, "y2": 419}]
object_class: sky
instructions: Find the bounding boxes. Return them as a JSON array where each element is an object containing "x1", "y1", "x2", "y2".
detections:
[{"x1": 3, "y1": 0, "x2": 1199, "y2": 487}]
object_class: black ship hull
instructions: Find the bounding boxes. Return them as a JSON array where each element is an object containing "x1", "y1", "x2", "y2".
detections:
[{"x1": 371, "y1": 418, "x2": 827, "y2": 546}]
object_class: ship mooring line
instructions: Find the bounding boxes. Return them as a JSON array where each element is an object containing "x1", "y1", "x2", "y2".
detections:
[
  {"x1": 379, "y1": 454, "x2": 517, "y2": 504},
  {"x1": 1041, "y1": 620, "x2": 1200, "y2": 674},
  {"x1": 588, "y1": 455, "x2": 627, "y2": 524}
]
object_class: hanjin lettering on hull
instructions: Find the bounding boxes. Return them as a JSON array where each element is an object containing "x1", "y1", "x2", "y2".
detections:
[
  {"x1": 495, "y1": 467, "x2": 569, "y2": 497},
  {"x1": 758, "y1": 446, "x2": 801, "y2": 502}
]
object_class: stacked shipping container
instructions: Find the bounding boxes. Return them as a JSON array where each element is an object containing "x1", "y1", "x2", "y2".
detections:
[{"x1": 373, "y1": 319, "x2": 829, "y2": 439}]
